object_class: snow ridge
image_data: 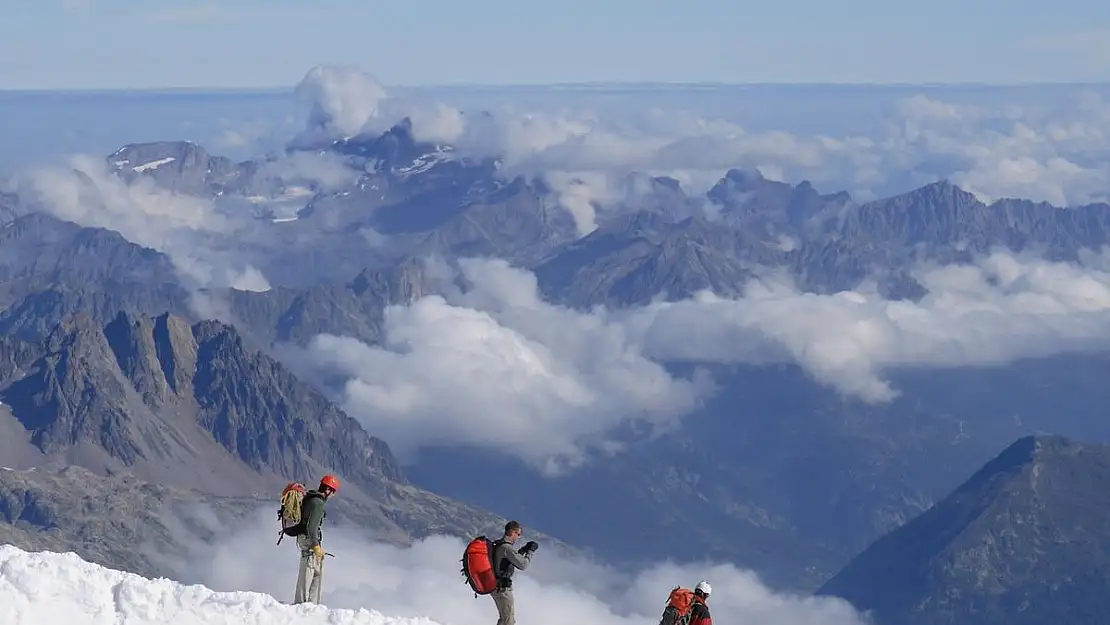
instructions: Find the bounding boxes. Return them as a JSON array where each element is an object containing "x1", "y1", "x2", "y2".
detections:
[{"x1": 0, "y1": 545, "x2": 440, "y2": 625}]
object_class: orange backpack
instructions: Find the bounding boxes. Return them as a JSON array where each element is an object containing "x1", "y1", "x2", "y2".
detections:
[
  {"x1": 460, "y1": 536, "x2": 502, "y2": 596},
  {"x1": 660, "y1": 587, "x2": 696, "y2": 625}
]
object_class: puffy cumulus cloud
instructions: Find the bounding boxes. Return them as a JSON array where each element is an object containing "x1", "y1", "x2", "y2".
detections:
[
  {"x1": 628, "y1": 248, "x2": 1110, "y2": 403},
  {"x1": 296, "y1": 251, "x2": 1110, "y2": 468},
  {"x1": 294, "y1": 65, "x2": 389, "y2": 144},
  {"x1": 23, "y1": 154, "x2": 272, "y2": 293},
  {"x1": 871, "y1": 93, "x2": 1110, "y2": 205},
  {"x1": 404, "y1": 103, "x2": 467, "y2": 145},
  {"x1": 178, "y1": 510, "x2": 869, "y2": 625},
  {"x1": 298, "y1": 257, "x2": 710, "y2": 476}
]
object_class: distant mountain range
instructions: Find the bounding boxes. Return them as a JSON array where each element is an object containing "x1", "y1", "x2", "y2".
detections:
[
  {"x1": 32, "y1": 116, "x2": 1109, "y2": 298},
  {"x1": 2, "y1": 113, "x2": 1110, "y2": 620}
]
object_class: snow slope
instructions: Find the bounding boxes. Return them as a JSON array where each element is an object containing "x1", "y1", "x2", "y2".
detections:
[{"x1": 0, "y1": 544, "x2": 439, "y2": 625}]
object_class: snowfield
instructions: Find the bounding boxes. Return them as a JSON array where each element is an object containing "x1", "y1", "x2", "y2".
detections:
[
  {"x1": 0, "y1": 525, "x2": 872, "y2": 625},
  {"x1": 0, "y1": 545, "x2": 440, "y2": 625}
]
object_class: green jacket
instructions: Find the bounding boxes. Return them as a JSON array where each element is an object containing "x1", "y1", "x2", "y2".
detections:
[{"x1": 300, "y1": 490, "x2": 327, "y2": 548}]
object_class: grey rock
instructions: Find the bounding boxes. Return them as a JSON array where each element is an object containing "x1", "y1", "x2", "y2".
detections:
[
  {"x1": 534, "y1": 177, "x2": 1110, "y2": 308},
  {"x1": 0, "y1": 212, "x2": 179, "y2": 294},
  {"x1": 106, "y1": 141, "x2": 255, "y2": 197},
  {"x1": 534, "y1": 211, "x2": 774, "y2": 307},
  {"x1": 0, "y1": 190, "x2": 19, "y2": 224},
  {"x1": 817, "y1": 434, "x2": 1110, "y2": 625},
  {"x1": 0, "y1": 309, "x2": 527, "y2": 566},
  {"x1": 0, "y1": 463, "x2": 261, "y2": 578}
]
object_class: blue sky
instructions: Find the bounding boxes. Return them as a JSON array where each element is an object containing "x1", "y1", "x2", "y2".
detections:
[{"x1": 1, "y1": 0, "x2": 1109, "y2": 89}]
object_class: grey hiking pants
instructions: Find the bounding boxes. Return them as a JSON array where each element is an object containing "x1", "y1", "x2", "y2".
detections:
[
  {"x1": 492, "y1": 588, "x2": 515, "y2": 625},
  {"x1": 293, "y1": 534, "x2": 324, "y2": 604}
]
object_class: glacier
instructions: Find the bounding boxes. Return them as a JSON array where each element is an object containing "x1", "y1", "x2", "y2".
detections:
[{"x1": 0, "y1": 544, "x2": 438, "y2": 625}]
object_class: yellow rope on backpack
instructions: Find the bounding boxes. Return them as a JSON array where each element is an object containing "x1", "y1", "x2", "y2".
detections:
[
  {"x1": 276, "y1": 484, "x2": 306, "y2": 545},
  {"x1": 281, "y1": 488, "x2": 305, "y2": 525}
]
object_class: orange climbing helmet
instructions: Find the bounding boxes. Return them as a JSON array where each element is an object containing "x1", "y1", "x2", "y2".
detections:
[{"x1": 320, "y1": 474, "x2": 340, "y2": 492}]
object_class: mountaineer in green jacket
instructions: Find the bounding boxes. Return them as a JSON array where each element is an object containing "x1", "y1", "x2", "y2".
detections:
[{"x1": 293, "y1": 474, "x2": 340, "y2": 605}]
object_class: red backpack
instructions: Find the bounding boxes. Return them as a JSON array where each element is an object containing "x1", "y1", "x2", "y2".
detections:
[
  {"x1": 659, "y1": 587, "x2": 696, "y2": 625},
  {"x1": 460, "y1": 536, "x2": 504, "y2": 596}
]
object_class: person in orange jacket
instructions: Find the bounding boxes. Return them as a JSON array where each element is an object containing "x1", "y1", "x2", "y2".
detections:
[{"x1": 293, "y1": 474, "x2": 340, "y2": 605}]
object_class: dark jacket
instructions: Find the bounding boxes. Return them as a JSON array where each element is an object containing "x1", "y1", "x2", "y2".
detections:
[
  {"x1": 689, "y1": 596, "x2": 712, "y2": 625},
  {"x1": 491, "y1": 538, "x2": 533, "y2": 588},
  {"x1": 300, "y1": 490, "x2": 327, "y2": 548},
  {"x1": 660, "y1": 594, "x2": 712, "y2": 625}
]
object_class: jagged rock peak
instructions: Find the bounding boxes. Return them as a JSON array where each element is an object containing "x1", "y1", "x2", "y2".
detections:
[
  {"x1": 348, "y1": 257, "x2": 430, "y2": 303},
  {"x1": 888, "y1": 178, "x2": 982, "y2": 208}
]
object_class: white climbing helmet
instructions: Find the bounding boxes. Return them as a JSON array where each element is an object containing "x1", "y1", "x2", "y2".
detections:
[{"x1": 695, "y1": 580, "x2": 712, "y2": 596}]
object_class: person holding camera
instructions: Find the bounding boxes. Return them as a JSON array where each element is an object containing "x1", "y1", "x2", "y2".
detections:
[{"x1": 490, "y1": 520, "x2": 538, "y2": 625}]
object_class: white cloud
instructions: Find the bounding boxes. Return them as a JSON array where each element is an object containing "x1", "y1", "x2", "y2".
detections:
[
  {"x1": 297, "y1": 250, "x2": 1110, "y2": 469},
  {"x1": 540, "y1": 171, "x2": 623, "y2": 236},
  {"x1": 258, "y1": 66, "x2": 1110, "y2": 212},
  {"x1": 23, "y1": 154, "x2": 271, "y2": 293},
  {"x1": 177, "y1": 510, "x2": 869, "y2": 625},
  {"x1": 405, "y1": 103, "x2": 467, "y2": 144},
  {"x1": 624, "y1": 248, "x2": 1110, "y2": 402},
  {"x1": 295, "y1": 66, "x2": 389, "y2": 143},
  {"x1": 377, "y1": 83, "x2": 1110, "y2": 210},
  {"x1": 254, "y1": 150, "x2": 361, "y2": 194},
  {"x1": 299, "y1": 257, "x2": 709, "y2": 476}
]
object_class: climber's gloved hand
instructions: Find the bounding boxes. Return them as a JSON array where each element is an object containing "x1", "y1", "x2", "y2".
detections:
[
  {"x1": 312, "y1": 544, "x2": 326, "y2": 559},
  {"x1": 522, "y1": 540, "x2": 539, "y2": 554}
]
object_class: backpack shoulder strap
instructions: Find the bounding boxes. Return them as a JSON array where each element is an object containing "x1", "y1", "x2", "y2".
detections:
[{"x1": 490, "y1": 539, "x2": 511, "y2": 576}]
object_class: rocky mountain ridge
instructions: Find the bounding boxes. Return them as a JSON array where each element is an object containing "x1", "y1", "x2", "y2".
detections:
[
  {"x1": 0, "y1": 308, "x2": 518, "y2": 576},
  {"x1": 818, "y1": 434, "x2": 1110, "y2": 625},
  {"x1": 1, "y1": 311, "x2": 390, "y2": 490}
]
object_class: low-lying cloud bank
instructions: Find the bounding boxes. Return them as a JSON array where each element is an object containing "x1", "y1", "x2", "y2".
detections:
[
  {"x1": 290, "y1": 65, "x2": 1110, "y2": 212},
  {"x1": 17, "y1": 65, "x2": 1110, "y2": 291},
  {"x1": 176, "y1": 509, "x2": 870, "y2": 625},
  {"x1": 21, "y1": 152, "x2": 273, "y2": 294},
  {"x1": 299, "y1": 250, "x2": 1110, "y2": 473}
]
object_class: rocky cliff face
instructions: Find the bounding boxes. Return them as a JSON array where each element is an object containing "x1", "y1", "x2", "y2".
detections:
[
  {"x1": 0, "y1": 310, "x2": 516, "y2": 573},
  {"x1": 0, "y1": 310, "x2": 404, "y2": 494},
  {"x1": 0, "y1": 464, "x2": 259, "y2": 579}
]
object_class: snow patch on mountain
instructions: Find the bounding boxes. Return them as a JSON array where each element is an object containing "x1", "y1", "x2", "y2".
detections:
[{"x1": 132, "y1": 156, "x2": 177, "y2": 172}]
